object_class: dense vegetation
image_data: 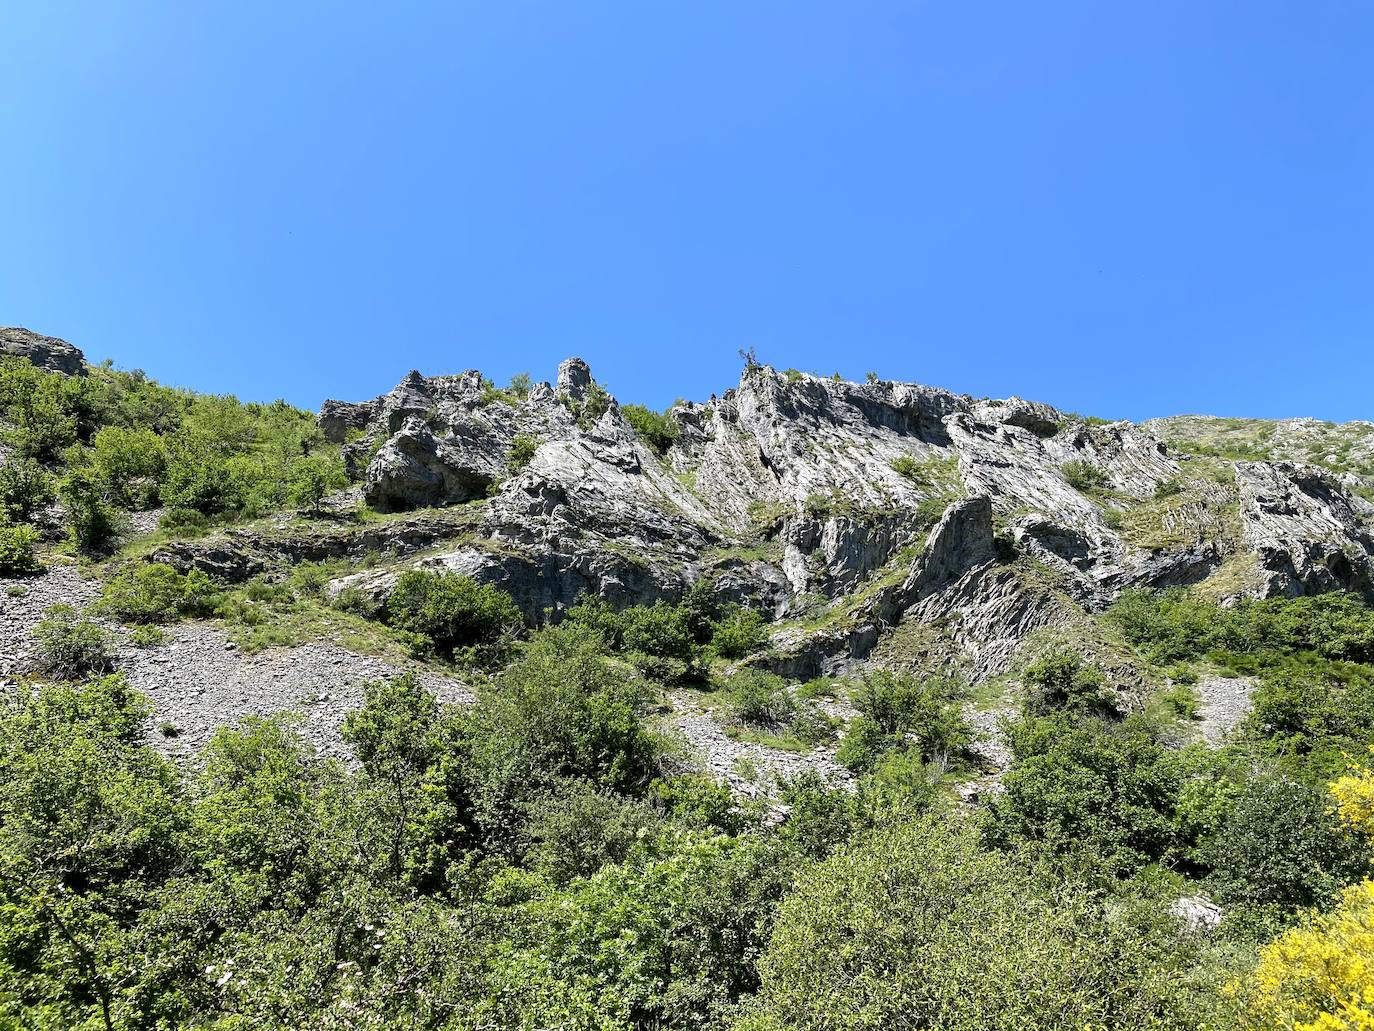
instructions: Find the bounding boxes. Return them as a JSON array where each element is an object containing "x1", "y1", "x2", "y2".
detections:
[
  {"x1": 0, "y1": 357, "x2": 345, "y2": 558},
  {"x1": 4, "y1": 576, "x2": 1374, "y2": 1028},
  {"x1": 6, "y1": 357, "x2": 1374, "y2": 1028}
]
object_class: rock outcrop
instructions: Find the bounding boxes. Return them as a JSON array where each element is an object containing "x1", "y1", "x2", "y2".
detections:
[
  {"x1": 1, "y1": 326, "x2": 86, "y2": 375},
  {"x1": 1237, "y1": 461, "x2": 1374, "y2": 596},
  {"x1": 314, "y1": 359, "x2": 1374, "y2": 672}
]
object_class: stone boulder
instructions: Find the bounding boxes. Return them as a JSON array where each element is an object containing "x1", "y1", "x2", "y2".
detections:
[{"x1": 364, "y1": 417, "x2": 498, "y2": 512}]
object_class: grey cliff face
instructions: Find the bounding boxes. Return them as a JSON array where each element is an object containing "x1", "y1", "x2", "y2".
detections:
[
  {"x1": 0, "y1": 326, "x2": 87, "y2": 375},
  {"x1": 307, "y1": 359, "x2": 1374, "y2": 672}
]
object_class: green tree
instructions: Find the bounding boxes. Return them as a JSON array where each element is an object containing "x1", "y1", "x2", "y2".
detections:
[
  {"x1": 384, "y1": 569, "x2": 523, "y2": 662},
  {"x1": 739, "y1": 815, "x2": 1221, "y2": 1031},
  {"x1": 286, "y1": 452, "x2": 346, "y2": 513},
  {"x1": 0, "y1": 458, "x2": 56, "y2": 523}
]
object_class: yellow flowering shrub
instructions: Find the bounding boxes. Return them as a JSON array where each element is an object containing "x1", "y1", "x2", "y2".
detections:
[
  {"x1": 1332, "y1": 749, "x2": 1374, "y2": 844},
  {"x1": 1244, "y1": 879, "x2": 1374, "y2": 1031},
  {"x1": 1241, "y1": 755, "x2": 1374, "y2": 1030}
]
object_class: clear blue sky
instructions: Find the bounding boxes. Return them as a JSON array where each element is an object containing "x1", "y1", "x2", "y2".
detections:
[{"x1": 2, "y1": 3, "x2": 1371, "y2": 421}]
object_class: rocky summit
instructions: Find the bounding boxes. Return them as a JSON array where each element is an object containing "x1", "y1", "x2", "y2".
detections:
[{"x1": 291, "y1": 357, "x2": 1374, "y2": 679}]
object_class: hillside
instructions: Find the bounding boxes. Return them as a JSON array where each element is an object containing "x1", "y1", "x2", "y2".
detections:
[{"x1": 3, "y1": 326, "x2": 1374, "y2": 1029}]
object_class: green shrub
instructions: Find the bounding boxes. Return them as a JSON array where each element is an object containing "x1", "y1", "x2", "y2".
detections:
[
  {"x1": 726, "y1": 669, "x2": 795, "y2": 726},
  {"x1": 620, "y1": 601, "x2": 700, "y2": 683},
  {"x1": 58, "y1": 466, "x2": 120, "y2": 555},
  {"x1": 837, "y1": 671, "x2": 972, "y2": 773},
  {"x1": 1109, "y1": 589, "x2": 1374, "y2": 666},
  {"x1": 1156, "y1": 683, "x2": 1200, "y2": 720},
  {"x1": 622, "y1": 404, "x2": 679, "y2": 456},
  {"x1": 889, "y1": 454, "x2": 921, "y2": 480},
  {"x1": 385, "y1": 569, "x2": 523, "y2": 661},
  {"x1": 330, "y1": 585, "x2": 381, "y2": 619},
  {"x1": 506, "y1": 433, "x2": 540, "y2": 473},
  {"x1": 523, "y1": 779, "x2": 661, "y2": 884},
  {"x1": 32, "y1": 604, "x2": 114, "y2": 678},
  {"x1": 0, "y1": 458, "x2": 56, "y2": 522},
  {"x1": 1062, "y1": 458, "x2": 1110, "y2": 493},
  {"x1": 466, "y1": 623, "x2": 662, "y2": 830},
  {"x1": 90, "y1": 425, "x2": 166, "y2": 508},
  {"x1": 984, "y1": 712, "x2": 1184, "y2": 877},
  {"x1": 1203, "y1": 774, "x2": 1368, "y2": 917},
  {"x1": 790, "y1": 708, "x2": 840, "y2": 746},
  {"x1": 0, "y1": 523, "x2": 41, "y2": 575},
  {"x1": 742, "y1": 815, "x2": 1221, "y2": 1031},
  {"x1": 711, "y1": 606, "x2": 767, "y2": 659},
  {"x1": 129, "y1": 624, "x2": 167, "y2": 648},
  {"x1": 99, "y1": 563, "x2": 219, "y2": 624},
  {"x1": 0, "y1": 358, "x2": 77, "y2": 461},
  {"x1": 1022, "y1": 646, "x2": 1117, "y2": 716},
  {"x1": 286, "y1": 452, "x2": 347, "y2": 513},
  {"x1": 650, "y1": 775, "x2": 747, "y2": 835}
]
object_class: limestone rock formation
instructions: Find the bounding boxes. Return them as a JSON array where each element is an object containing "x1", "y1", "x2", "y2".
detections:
[
  {"x1": 310, "y1": 359, "x2": 1374, "y2": 673},
  {"x1": 0, "y1": 326, "x2": 86, "y2": 375},
  {"x1": 1237, "y1": 461, "x2": 1374, "y2": 596}
]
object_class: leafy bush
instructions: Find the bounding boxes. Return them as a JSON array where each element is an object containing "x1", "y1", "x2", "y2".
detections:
[
  {"x1": 286, "y1": 452, "x2": 347, "y2": 512},
  {"x1": 741, "y1": 815, "x2": 1221, "y2": 1031},
  {"x1": 1203, "y1": 774, "x2": 1367, "y2": 916},
  {"x1": 31, "y1": 604, "x2": 114, "y2": 678},
  {"x1": 789, "y1": 708, "x2": 840, "y2": 747},
  {"x1": 58, "y1": 466, "x2": 120, "y2": 555},
  {"x1": 984, "y1": 712, "x2": 1184, "y2": 877},
  {"x1": 0, "y1": 458, "x2": 55, "y2": 523},
  {"x1": 0, "y1": 523, "x2": 40, "y2": 575},
  {"x1": 99, "y1": 563, "x2": 219, "y2": 624},
  {"x1": 711, "y1": 606, "x2": 767, "y2": 659},
  {"x1": 90, "y1": 425, "x2": 166, "y2": 508},
  {"x1": 726, "y1": 669, "x2": 796, "y2": 726},
  {"x1": 622, "y1": 404, "x2": 679, "y2": 456},
  {"x1": 523, "y1": 778, "x2": 661, "y2": 883},
  {"x1": 1062, "y1": 458, "x2": 1110, "y2": 493},
  {"x1": 465, "y1": 623, "x2": 663, "y2": 835},
  {"x1": 650, "y1": 775, "x2": 748, "y2": 835},
  {"x1": 620, "y1": 600, "x2": 701, "y2": 683},
  {"x1": 837, "y1": 671, "x2": 972, "y2": 774},
  {"x1": 1108, "y1": 589, "x2": 1374, "y2": 667},
  {"x1": 129, "y1": 624, "x2": 167, "y2": 648},
  {"x1": 506, "y1": 433, "x2": 540, "y2": 473},
  {"x1": 1022, "y1": 646, "x2": 1117, "y2": 716},
  {"x1": 889, "y1": 454, "x2": 921, "y2": 480},
  {"x1": 0, "y1": 358, "x2": 77, "y2": 461},
  {"x1": 385, "y1": 569, "x2": 523, "y2": 661}
]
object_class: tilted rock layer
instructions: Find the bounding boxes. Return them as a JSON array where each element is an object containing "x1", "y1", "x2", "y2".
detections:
[
  {"x1": 0, "y1": 326, "x2": 87, "y2": 375},
  {"x1": 315, "y1": 359, "x2": 1374, "y2": 680}
]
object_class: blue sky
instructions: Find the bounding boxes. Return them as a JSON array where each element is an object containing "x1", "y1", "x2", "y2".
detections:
[{"x1": 2, "y1": 3, "x2": 1371, "y2": 421}]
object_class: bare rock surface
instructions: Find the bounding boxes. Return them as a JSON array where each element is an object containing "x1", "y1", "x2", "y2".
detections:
[
  {"x1": 0, "y1": 326, "x2": 87, "y2": 375},
  {"x1": 1236, "y1": 461, "x2": 1374, "y2": 597}
]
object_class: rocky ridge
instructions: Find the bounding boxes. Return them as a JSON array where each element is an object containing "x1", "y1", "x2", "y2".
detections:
[{"x1": 296, "y1": 358, "x2": 1374, "y2": 682}]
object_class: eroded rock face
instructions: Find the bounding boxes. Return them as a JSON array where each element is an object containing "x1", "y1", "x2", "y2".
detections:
[
  {"x1": 0, "y1": 326, "x2": 86, "y2": 375},
  {"x1": 1237, "y1": 461, "x2": 1374, "y2": 596},
  {"x1": 317, "y1": 359, "x2": 1374, "y2": 668},
  {"x1": 364, "y1": 417, "x2": 500, "y2": 511},
  {"x1": 318, "y1": 399, "x2": 376, "y2": 443}
]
